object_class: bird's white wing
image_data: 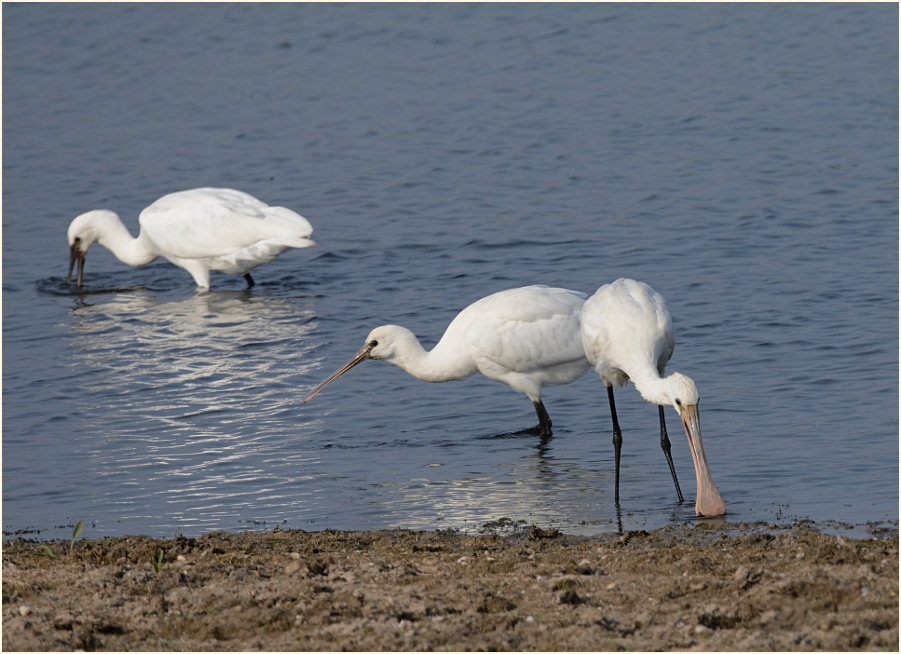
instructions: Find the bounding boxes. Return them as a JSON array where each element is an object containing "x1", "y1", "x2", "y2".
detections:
[
  {"x1": 582, "y1": 278, "x2": 674, "y2": 379},
  {"x1": 451, "y1": 286, "x2": 588, "y2": 372},
  {"x1": 138, "y1": 188, "x2": 313, "y2": 260}
]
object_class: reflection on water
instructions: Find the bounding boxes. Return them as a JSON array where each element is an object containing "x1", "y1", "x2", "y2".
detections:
[
  {"x1": 62, "y1": 289, "x2": 322, "y2": 536},
  {"x1": 3, "y1": 3, "x2": 897, "y2": 540}
]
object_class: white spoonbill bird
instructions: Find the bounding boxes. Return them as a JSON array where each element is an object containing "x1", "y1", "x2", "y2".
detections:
[
  {"x1": 580, "y1": 278, "x2": 725, "y2": 517},
  {"x1": 303, "y1": 285, "x2": 592, "y2": 436},
  {"x1": 66, "y1": 187, "x2": 315, "y2": 290}
]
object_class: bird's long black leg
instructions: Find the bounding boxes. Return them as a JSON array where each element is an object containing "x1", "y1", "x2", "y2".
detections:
[
  {"x1": 532, "y1": 400, "x2": 552, "y2": 437},
  {"x1": 659, "y1": 406, "x2": 684, "y2": 502},
  {"x1": 244, "y1": 273, "x2": 256, "y2": 288},
  {"x1": 607, "y1": 385, "x2": 623, "y2": 504}
]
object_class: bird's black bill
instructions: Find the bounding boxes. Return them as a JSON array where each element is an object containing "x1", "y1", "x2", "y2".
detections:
[
  {"x1": 67, "y1": 244, "x2": 76, "y2": 284},
  {"x1": 302, "y1": 343, "x2": 374, "y2": 404},
  {"x1": 67, "y1": 242, "x2": 85, "y2": 288}
]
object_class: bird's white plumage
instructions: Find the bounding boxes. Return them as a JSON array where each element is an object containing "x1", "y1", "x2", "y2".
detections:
[
  {"x1": 66, "y1": 187, "x2": 315, "y2": 289},
  {"x1": 434, "y1": 285, "x2": 590, "y2": 399},
  {"x1": 303, "y1": 285, "x2": 592, "y2": 433},
  {"x1": 581, "y1": 278, "x2": 674, "y2": 390},
  {"x1": 138, "y1": 188, "x2": 313, "y2": 259},
  {"x1": 580, "y1": 278, "x2": 725, "y2": 516}
]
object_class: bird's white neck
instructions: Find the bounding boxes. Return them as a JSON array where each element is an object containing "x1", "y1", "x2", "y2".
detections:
[
  {"x1": 94, "y1": 214, "x2": 159, "y2": 267},
  {"x1": 380, "y1": 327, "x2": 478, "y2": 383},
  {"x1": 631, "y1": 372, "x2": 679, "y2": 407}
]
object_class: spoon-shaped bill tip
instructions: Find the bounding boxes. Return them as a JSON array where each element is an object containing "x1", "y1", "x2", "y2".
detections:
[{"x1": 679, "y1": 404, "x2": 726, "y2": 517}]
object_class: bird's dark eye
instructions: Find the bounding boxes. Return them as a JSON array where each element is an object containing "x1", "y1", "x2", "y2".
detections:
[
  {"x1": 675, "y1": 398, "x2": 682, "y2": 406},
  {"x1": 369, "y1": 339, "x2": 379, "y2": 347}
]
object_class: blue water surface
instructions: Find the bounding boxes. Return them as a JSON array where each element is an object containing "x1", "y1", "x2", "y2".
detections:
[{"x1": 3, "y1": 3, "x2": 897, "y2": 541}]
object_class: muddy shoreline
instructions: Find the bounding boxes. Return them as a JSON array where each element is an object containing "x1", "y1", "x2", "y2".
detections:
[{"x1": 3, "y1": 522, "x2": 898, "y2": 651}]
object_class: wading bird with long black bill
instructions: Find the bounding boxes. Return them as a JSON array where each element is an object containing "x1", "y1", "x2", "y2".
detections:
[
  {"x1": 66, "y1": 187, "x2": 315, "y2": 290},
  {"x1": 303, "y1": 285, "x2": 592, "y2": 436}
]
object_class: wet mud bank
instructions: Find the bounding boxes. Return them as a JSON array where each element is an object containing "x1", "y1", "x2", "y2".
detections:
[{"x1": 3, "y1": 522, "x2": 898, "y2": 651}]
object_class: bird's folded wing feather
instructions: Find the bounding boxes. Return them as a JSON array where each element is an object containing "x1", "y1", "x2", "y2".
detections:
[
  {"x1": 459, "y1": 287, "x2": 587, "y2": 371},
  {"x1": 582, "y1": 280, "x2": 675, "y2": 374},
  {"x1": 139, "y1": 188, "x2": 313, "y2": 259}
]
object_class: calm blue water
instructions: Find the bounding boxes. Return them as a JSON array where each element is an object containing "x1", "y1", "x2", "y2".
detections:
[{"x1": 3, "y1": 3, "x2": 897, "y2": 541}]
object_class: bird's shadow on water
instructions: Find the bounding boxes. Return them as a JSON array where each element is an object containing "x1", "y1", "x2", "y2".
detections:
[
  {"x1": 478, "y1": 427, "x2": 551, "y2": 442},
  {"x1": 37, "y1": 271, "x2": 318, "y2": 304},
  {"x1": 476, "y1": 428, "x2": 556, "y2": 458},
  {"x1": 36, "y1": 276, "x2": 272, "y2": 311},
  {"x1": 35, "y1": 276, "x2": 159, "y2": 297}
]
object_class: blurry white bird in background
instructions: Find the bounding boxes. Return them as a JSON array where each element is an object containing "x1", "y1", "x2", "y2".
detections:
[
  {"x1": 66, "y1": 187, "x2": 315, "y2": 290},
  {"x1": 581, "y1": 277, "x2": 726, "y2": 517},
  {"x1": 303, "y1": 285, "x2": 592, "y2": 436}
]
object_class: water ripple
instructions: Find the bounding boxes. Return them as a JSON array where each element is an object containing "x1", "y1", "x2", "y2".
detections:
[{"x1": 3, "y1": 2, "x2": 897, "y2": 540}]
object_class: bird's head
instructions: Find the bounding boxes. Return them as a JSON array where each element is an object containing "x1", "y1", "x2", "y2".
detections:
[
  {"x1": 67, "y1": 209, "x2": 119, "y2": 251},
  {"x1": 358, "y1": 325, "x2": 417, "y2": 362},
  {"x1": 660, "y1": 371, "x2": 725, "y2": 517},
  {"x1": 66, "y1": 210, "x2": 118, "y2": 287},
  {"x1": 665, "y1": 372, "x2": 700, "y2": 411},
  {"x1": 301, "y1": 325, "x2": 414, "y2": 404}
]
